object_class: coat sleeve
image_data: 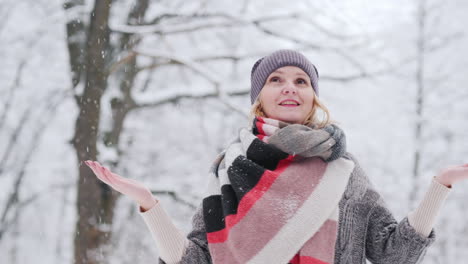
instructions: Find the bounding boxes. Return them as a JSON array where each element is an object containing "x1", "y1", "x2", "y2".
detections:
[
  {"x1": 139, "y1": 202, "x2": 212, "y2": 264},
  {"x1": 169, "y1": 203, "x2": 212, "y2": 264},
  {"x1": 342, "y1": 152, "x2": 440, "y2": 264},
  {"x1": 364, "y1": 192, "x2": 436, "y2": 264}
]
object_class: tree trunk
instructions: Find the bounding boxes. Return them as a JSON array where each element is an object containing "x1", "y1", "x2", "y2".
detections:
[
  {"x1": 105, "y1": 0, "x2": 149, "y2": 153},
  {"x1": 63, "y1": 0, "x2": 86, "y2": 88},
  {"x1": 409, "y1": 0, "x2": 426, "y2": 209},
  {"x1": 70, "y1": 0, "x2": 113, "y2": 263}
]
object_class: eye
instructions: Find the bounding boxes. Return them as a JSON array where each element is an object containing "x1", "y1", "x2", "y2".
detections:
[
  {"x1": 297, "y1": 78, "x2": 308, "y2": 85},
  {"x1": 269, "y1": 76, "x2": 280, "y2": 82}
]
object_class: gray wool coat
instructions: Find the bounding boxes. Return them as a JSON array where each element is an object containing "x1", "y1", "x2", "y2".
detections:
[{"x1": 160, "y1": 152, "x2": 435, "y2": 264}]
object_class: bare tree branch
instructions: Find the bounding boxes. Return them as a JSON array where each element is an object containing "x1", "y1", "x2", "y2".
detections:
[
  {"x1": 110, "y1": 12, "x2": 298, "y2": 34},
  {"x1": 0, "y1": 16, "x2": 56, "y2": 132},
  {"x1": 0, "y1": 91, "x2": 69, "y2": 241},
  {"x1": 133, "y1": 49, "x2": 249, "y2": 116},
  {"x1": 0, "y1": 60, "x2": 26, "y2": 132},
  {"x1": 151, "y1": 190, "x2": 197, "y2": 209},
  {"x1": 299, "y1": 14, "x2": 366, "y2": 41},
  {"x1": 135, "y1": 53, "x2": 257, "y2": 72},
  {"x1": 0, "y1": 182, "x2": 74, "y2": 242},
  {"x1": 134, "y1": 89, "x2": 249, "y2": 115},
  {"x1": 426, "y1": 31, "x2": 464, "y2": 52},
  {"x1": 0, "y1": 105, "x2": 35, "y2": 175},
  {"x1": 108, "y1": 8, "x2": 392, "y2": 92},
  {"x1": 0, "y1": 1, "x2": 16, "y2": 35},
  {"x1": 139, "y1": 57, "x2": 158, "y2": 92}
]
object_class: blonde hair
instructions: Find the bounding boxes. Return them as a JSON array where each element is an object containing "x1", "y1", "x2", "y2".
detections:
[{"x1": 248, "y1": 91, "x2": 339, "y2": 129}]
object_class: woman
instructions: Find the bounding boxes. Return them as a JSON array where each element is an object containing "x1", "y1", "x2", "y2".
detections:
[{"x1": 85, "y1": 49, "x2": 467, "y2": 264}]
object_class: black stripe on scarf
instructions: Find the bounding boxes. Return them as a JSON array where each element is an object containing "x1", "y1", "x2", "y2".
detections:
[
  {"x1": 203, "y1": 140, "x2": 289, "y2": 233},
  {"x1": 203, "y1": 195, "x2": 225, "y2": 233},
  {"x1": 246, "y1": 138, "x2": 289, "y2": 171},
  {"x1": 203, "y1": 155, "x2": 266, "y2": 233}
]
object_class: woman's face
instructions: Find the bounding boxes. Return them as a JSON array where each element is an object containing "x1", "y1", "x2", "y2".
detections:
[{"x1": 259, "y1": 66, "x2": 315, "y2": 124}]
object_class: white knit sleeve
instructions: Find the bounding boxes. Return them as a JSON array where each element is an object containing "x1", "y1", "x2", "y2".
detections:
[
  {"x1": 139, "y1": 202, "x2": 189, "y2": 263},
  {"x1": 408, "y1": 177, "x2": 452, "y2": 237}
]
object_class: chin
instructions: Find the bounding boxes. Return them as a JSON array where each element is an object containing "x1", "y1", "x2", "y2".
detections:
[{"x1": 273, "y1": 114, "x2": 304, "y2": 124}]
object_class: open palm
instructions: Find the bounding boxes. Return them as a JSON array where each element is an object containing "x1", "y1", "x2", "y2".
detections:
[
  {"x1": 436, "y1": 163, "x2": 468, "y2": 187},
  {"x1": 85, "y1": 160, "x2": 158, "y2": 211}
]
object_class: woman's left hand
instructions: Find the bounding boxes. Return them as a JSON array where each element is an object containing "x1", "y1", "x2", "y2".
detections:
[{"x1": 435, "y1": 163, "x2": 468, "y2": 187}]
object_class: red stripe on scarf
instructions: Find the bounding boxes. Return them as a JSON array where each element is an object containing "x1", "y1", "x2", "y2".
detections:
[
  {"x1": 207, "y1": 155, "x2": 294, "y2": 243},
  {"x1": 255, "y1": 116, "x2": 268, "y2": 141},
  {"x1": 289, "y1": 254, "x2": 330, "y2": 264},
  {"x1": 256, "y1": 117, "x2": 266, "y2": 134},
  {"x1": 257, "y1": 134, "x2": 266, "y2": 141}
]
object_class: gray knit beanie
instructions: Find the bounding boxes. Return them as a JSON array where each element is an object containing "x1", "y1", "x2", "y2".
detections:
[{"x1": 250, "y1": 49, "x2": 319, "y2": 104}]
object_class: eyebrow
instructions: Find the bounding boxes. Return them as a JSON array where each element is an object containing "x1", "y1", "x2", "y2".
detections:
[{"x1": 273, "y1": 70, "x2": 308, "y2": 77}]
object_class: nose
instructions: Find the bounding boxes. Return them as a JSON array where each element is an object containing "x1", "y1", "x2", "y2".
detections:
[{"x1": 281, "y1": 82, "x2": 297, "y2": 95}]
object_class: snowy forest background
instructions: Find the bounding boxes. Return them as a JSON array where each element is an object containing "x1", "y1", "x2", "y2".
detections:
[{"x1": 1, "y1": 0, "x2": 468, "y2": 263}]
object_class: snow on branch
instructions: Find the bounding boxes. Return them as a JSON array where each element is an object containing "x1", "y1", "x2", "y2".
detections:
[
  {"x1": 110, "y1": 18, "x2": 244, "y2": 35},
  {"x1": 320, "y1": 66, "x2": 392, "y2": 83},
  {"x1": 135, "y1": 49, "x2": 222, "y2": 84},
  {"x1": 136, "y1": 53, "x2": 257, "y2": 72},
  {"x1": 297, "y1": 13, "x2": 366, "y2": 41},
  {"x1": 63, "y1": 0, "x2": 93, "y2": 24},
  {"x1": 134, "y1": 49, "x2": 249, "y2": 117},
  {"x1": 144, "y1": 12, "x2": 245, "y2": 26},
  {"x1": 109, "y1": 12, "x2": 303, "y2": 35},
  {"x1": 133, "y1": 89, "x2": 249, "y2": 116},
  {"x1": 111, "y1": 11, "x2": 377, "y2": 79}
]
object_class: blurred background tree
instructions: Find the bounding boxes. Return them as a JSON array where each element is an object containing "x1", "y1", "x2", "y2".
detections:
[{"x1": 0, "y1": 0, "x2": 467, "y2": 263}]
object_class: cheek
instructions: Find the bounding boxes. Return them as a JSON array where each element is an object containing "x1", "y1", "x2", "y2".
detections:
[
  {"x1": 304, "y1": 102, "x2": 314, "y2": 113},
  {"x1": 302, "y1": 92, "x2": 315, "y2": 111},
  {"x1": 259, "y1": 90, "x2": 277, "y2": 110}
]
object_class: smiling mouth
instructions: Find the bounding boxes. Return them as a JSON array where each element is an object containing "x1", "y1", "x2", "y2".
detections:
[
  {"x1": 279, "y1": 104, "x2": 299, "y2": 107},
  {"x1": 279, "y1": 101, "x2": 300, "y2": 107}
]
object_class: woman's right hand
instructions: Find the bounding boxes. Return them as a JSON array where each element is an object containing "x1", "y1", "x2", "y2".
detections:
[{"x1": 85, "y1": 160, "x2": 158, "y2": 212}]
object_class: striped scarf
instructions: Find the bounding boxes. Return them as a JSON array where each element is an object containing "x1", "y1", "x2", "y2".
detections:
[{"x1": 202, "y1": 116, "x2": 355, "y2": 264}]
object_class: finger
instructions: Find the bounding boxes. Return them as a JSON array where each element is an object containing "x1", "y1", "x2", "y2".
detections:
[
  {"x1": 101, "y1": 166, "x2": 134, "y2": 194},
  {"x1": 84, "y1": 160, "x2": 94, "y2": 169},
  {"x1": 102, "y1": 168, "x2": 143, "y2": 194},
  {"x1": 93, "y1": 162, "x2": 108, "y2": 178},
  {"x1": 86, "y1": 161, "x2": 99, "y2": 175},
  {"x1": 86, "y1": 160, "x2": 96, "y2": 167},
  {"x1": 90, "y1": 162, "x2": 112, "y2": 185},
  {"x1": 101, "y1": 166, "x2": 129, "y2": 188},
  {"x1": 92, "y1": 161, "x2": 103, "y2": 172},
  {"x1": 90, "y1": 161, "x2": 103, "y2": 175},
  {"x1": 85, "y1": 160, "x2": 98, "y2": 169},
  {"x1": 99, "y1": 165, "x2": 115, "y2": 185},
  {"x1": 93, "y1": 163, "x2": 139, "y2": 191},
  {"x1": 100, "y1": 167, "x2": 124, "y2": 191},
  {"x1": 96, "y1": 163, "x2": 123, "y2": 188},
  {"x1": 97, "y1": 165, "x2": 115, "y2": 187}
]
